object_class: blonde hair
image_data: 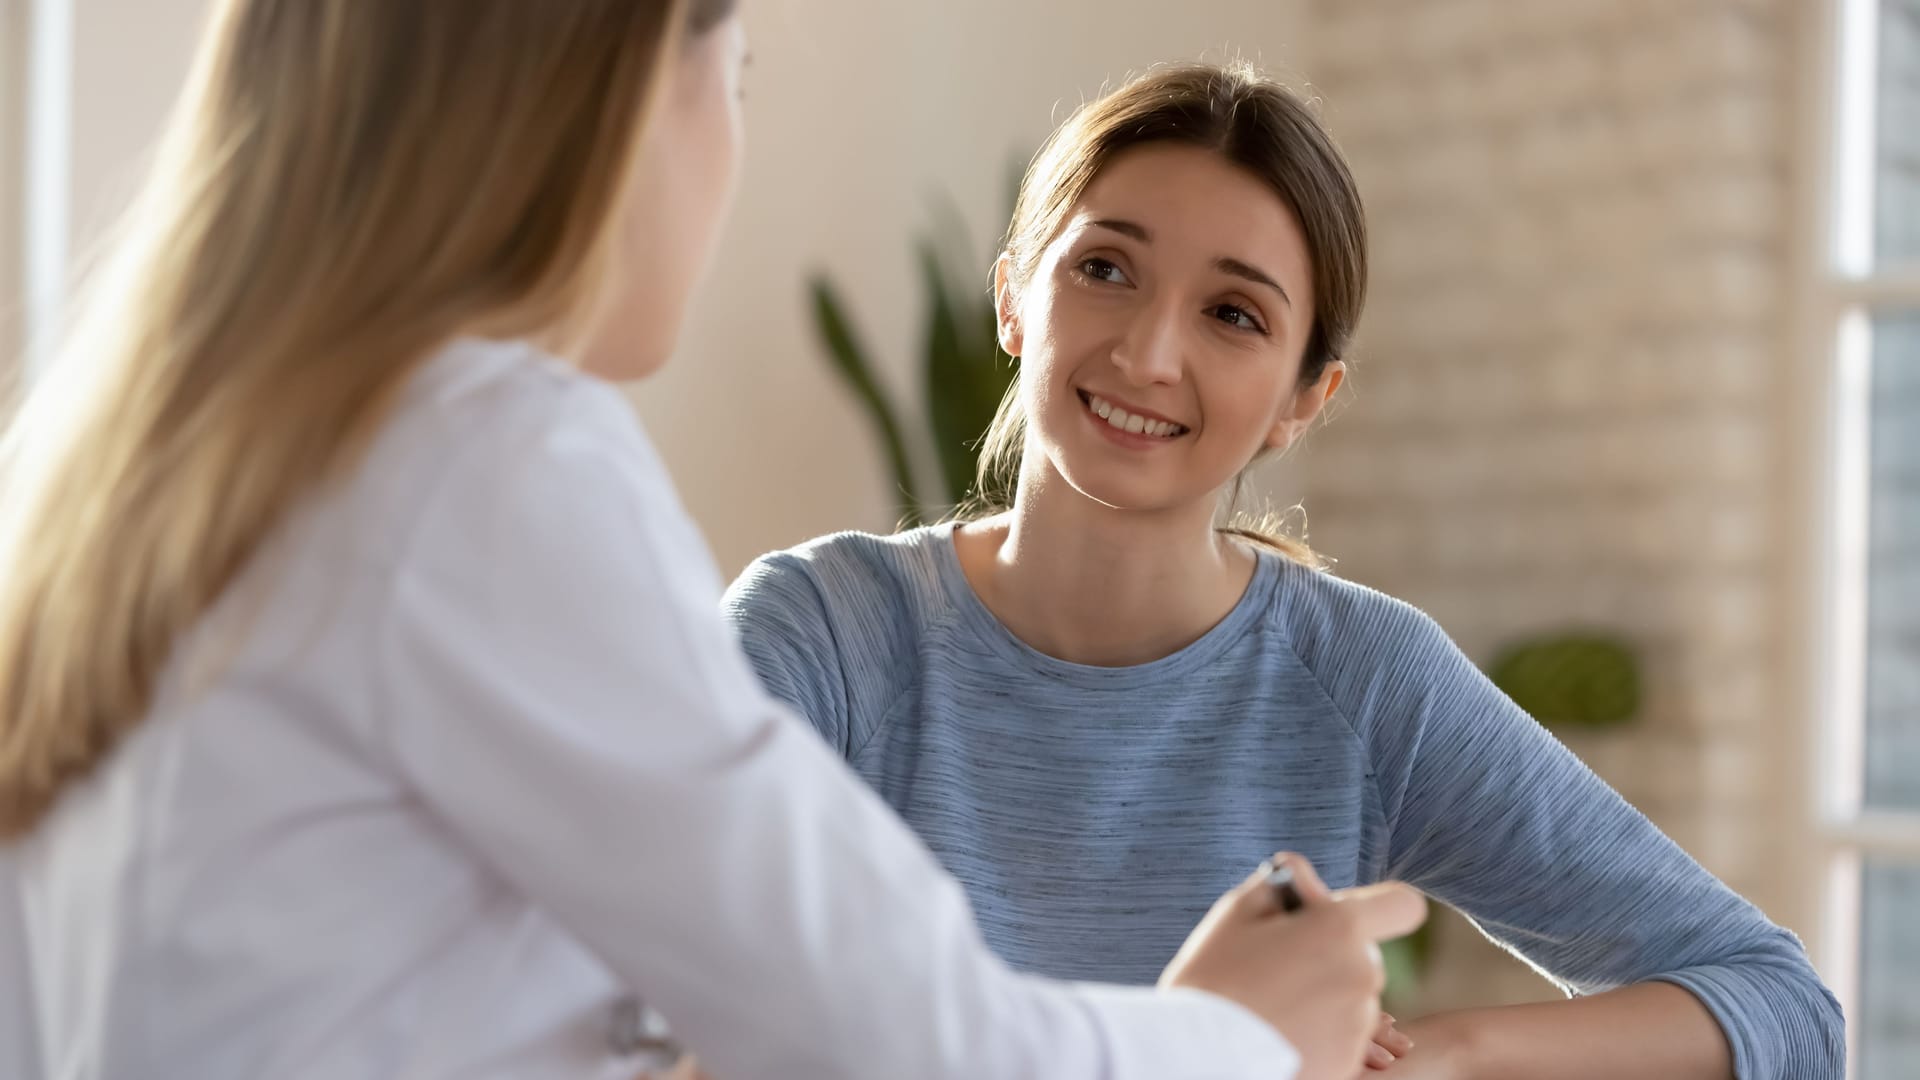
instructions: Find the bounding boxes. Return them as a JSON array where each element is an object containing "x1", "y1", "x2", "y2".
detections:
[
  {"x1": 964, "y1": 62, "x2": 1368, "y2": 567},
  {"x1": 0, "y1": 0, "x2": 733, "y2": 839}
]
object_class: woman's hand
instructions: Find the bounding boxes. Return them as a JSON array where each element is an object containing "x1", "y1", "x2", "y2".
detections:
[
  {"x1": 1161, "y1": 853, "x2": 1428, "y2": 1080},
  {"x1": 1351, "y1": 1014, "x2": 1476, "y2": 1080},
  {"x1": 1364, "y1": 1012, "x2": 1414, "y2": 1069}
]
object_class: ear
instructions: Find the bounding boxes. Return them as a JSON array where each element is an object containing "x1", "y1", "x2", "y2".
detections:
[
  {"x1": 1265, "y1": 360, "x2": 1345, "y2": 451},
  {"x1": 994, "y1": 254, "x2": 1023, "y2": 358}
]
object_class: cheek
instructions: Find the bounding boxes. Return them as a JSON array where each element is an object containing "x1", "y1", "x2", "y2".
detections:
[
  {"x1": 672, "y1": 112, "x2": 737, "y2": 275},
  {"x1": 642, "y1": 82, "x2": 739, "y2": 262},
  {"x1": 699, "y1": 76, "x2": 744, "y2": 210},
  {"x1": 1201, "y1": 366, "x2": 1295, "y2": 453},
  {"x1": 1016, "y1": 295, "x2": 1080, "y2": 416},
  {"x1": 1019, "y1": 286, "x2": 1097, "y2": 381},
  {"x1": 648, "y1": 39, "x2": 743, "y2": 273}
]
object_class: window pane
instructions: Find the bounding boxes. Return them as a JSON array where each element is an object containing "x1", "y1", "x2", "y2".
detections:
[
  {"x1": 1866, "y1": 313, "x2": 1920, "y2": 810},
  {"x1": 1879, "y1": 0, "x2": 1920, "y2": 264},
  {"x1": 1861, "y1": 859, "x2": 1920, "y2": 1079}
]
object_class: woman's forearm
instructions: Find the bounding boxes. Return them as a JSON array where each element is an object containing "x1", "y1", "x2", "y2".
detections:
[{"x1": 1405, "y1": 982, "x2": 1734, "y2": 1080}]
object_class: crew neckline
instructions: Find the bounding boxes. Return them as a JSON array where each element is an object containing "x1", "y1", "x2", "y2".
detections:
[{"x1": 926, "y1": 520, "x2": 1283, "y2": 690}]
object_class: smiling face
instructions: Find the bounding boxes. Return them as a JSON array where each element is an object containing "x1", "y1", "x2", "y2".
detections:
[{"x1": 997, "y1": 142, "x2": 1344, "y2": 515}]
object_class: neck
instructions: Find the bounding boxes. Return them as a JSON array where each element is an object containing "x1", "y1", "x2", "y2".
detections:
[{"x1": 955, "y1": 459, "x2": 1256, "y2": 667}]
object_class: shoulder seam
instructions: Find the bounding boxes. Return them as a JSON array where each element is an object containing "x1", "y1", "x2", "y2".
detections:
[
  {"x1": 842, "y1": 536, "x2": 943, "y2": 763},
  {"x1": 1264, "y1": 594, "x2": 1394, "y2": 849},
  {"x1": 780, "y1": 551, "x2": 869, "y2": 760}
]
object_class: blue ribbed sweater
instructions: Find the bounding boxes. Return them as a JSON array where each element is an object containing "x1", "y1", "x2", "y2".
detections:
[{"x1": 723, "y1": 524, "x2": 1845, "y2": 1079}]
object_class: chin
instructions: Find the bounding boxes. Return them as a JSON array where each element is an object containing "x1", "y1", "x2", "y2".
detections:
[
  {"x1": 589, "y1": 352, "x2": 672, "y2": 383},
  {"x1": 1051, "y1": 460, "x2": 1193, "y2": 515},
  {"x1": 579, "y1": 331, "x2": 675, "y2": 383}
]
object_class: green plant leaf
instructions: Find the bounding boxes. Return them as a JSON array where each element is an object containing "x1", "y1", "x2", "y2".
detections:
[
  {"x1": 1487, "y1": 633, "x2": 1641, "y2": 730},
  {"x1": 808, "y1": 274, "x2": 923, "y2": 526},
  {"x1": 813, "y1": 161, "x2": 1030, "y2": 521},
  {"x1": 1379, "y1": 913, "x2": 1438, "y2": 1011},
  {"x1": 920, "y1": 240, "x2": 1009, "y2": 507}
]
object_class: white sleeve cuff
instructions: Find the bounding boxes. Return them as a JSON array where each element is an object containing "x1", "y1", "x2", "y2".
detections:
[{"x1": 1068, "y1": 983, "x2": 1301, "y2": 1080}]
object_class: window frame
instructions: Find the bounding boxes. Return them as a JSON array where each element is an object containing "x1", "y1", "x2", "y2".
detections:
[
  {"x1": 1798, "y1": 0, "x2": 1920, "y2": 1074},
  {"x1": 1, "y1": 0, "x2": 29, "y2": 363}
]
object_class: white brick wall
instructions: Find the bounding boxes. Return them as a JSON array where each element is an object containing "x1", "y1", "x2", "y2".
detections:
[{"x1": 1301, "y1": 0, "x2": 1803, "y2": 1008}]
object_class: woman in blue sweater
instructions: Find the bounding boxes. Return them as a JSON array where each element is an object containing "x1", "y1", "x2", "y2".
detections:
[{"x1": 724, "y1": 62, "x2": 1843, "y2": 1079}]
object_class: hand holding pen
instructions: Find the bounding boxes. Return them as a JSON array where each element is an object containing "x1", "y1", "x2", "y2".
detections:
[
  {"x1": 1160, "y1": 853, "x2": 1425, "y2": 1080},
  {"x1": 1261, "y1": 855, "x2": 1417, "y2": 1071}
]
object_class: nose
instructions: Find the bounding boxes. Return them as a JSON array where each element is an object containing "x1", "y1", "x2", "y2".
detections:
[{"x1": 1110, "y1": 301, "x2": 1185, "y2": 388}]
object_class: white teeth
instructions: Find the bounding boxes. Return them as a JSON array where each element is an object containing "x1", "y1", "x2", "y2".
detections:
[{"x1": 1088, "y1": 392, "x2": 1184, "y2": 438}]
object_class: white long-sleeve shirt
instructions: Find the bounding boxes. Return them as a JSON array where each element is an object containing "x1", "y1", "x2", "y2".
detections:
[
  {"x1": 2, "y1": 849, "x2": 37, "y2": 1079},
  {"x1": 10, "y1": 339, "x2": 1301, "y2": 1080}
]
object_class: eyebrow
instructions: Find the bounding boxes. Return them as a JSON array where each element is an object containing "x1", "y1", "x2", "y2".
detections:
[
  {"x1": 1215, "y1": 257, "x2": 1292, "y2": 308},
  {"x1": 1084, "y1": 218, "x2": 1293, "y2": 308},
  {"x1": 1088, "y1": 218, "x2": 1151, "y2": 243}
]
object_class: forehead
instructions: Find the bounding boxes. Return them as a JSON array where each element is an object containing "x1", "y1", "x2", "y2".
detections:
[{"x1": 1061, "y1": 143, "x2": 1313, "y2": 288}]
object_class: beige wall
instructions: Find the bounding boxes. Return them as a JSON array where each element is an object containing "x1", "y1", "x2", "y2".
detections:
[
  {"x1": 0, "y1": 0, "x2": 39, "y2": 359},
  {"x1": 63, "y1": 0, "x2": 203, "y2": 242},
  {"x1": 27, "y1": 0, "x2": 202, "y2": 293},
  {"x1": 3, "y1": 0, "x2": 206, "y2": 360}
]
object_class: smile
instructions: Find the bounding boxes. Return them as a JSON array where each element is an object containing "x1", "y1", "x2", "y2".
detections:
[{"x1": 1078, "y1": 390, "x2": 1190, "y2": 439}]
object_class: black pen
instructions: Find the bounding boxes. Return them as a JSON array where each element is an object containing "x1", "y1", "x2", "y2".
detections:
[{"x1": 1261, "y1": 859, "x2": 1306, "y2": 913}]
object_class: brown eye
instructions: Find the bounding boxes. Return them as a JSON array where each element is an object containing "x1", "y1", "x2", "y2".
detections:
[
  {"x1": 1209, "y1": 303, "x2": 1267, "y2": 335},
  {"x1": 1080, "y1": 257, "x2": 1130, "y2": 285}
]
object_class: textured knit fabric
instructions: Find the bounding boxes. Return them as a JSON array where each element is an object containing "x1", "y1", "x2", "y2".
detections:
[{"x1": 723, "y1": 523, "x2": 1846, "y2": 1080}]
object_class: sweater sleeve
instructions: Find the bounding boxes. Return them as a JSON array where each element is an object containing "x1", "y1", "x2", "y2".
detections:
[
  {"x1": 1317, "y1": 594, "x2": 1845, "y2": 1079},
  {"x1": 722, "y1": 552, "x2": 856, "y2": 757}
]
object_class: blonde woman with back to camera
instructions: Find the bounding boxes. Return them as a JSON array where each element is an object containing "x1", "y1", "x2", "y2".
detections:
[{"x1": 0, "y1": 2, "x2": 1425, "y2": 1078}]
